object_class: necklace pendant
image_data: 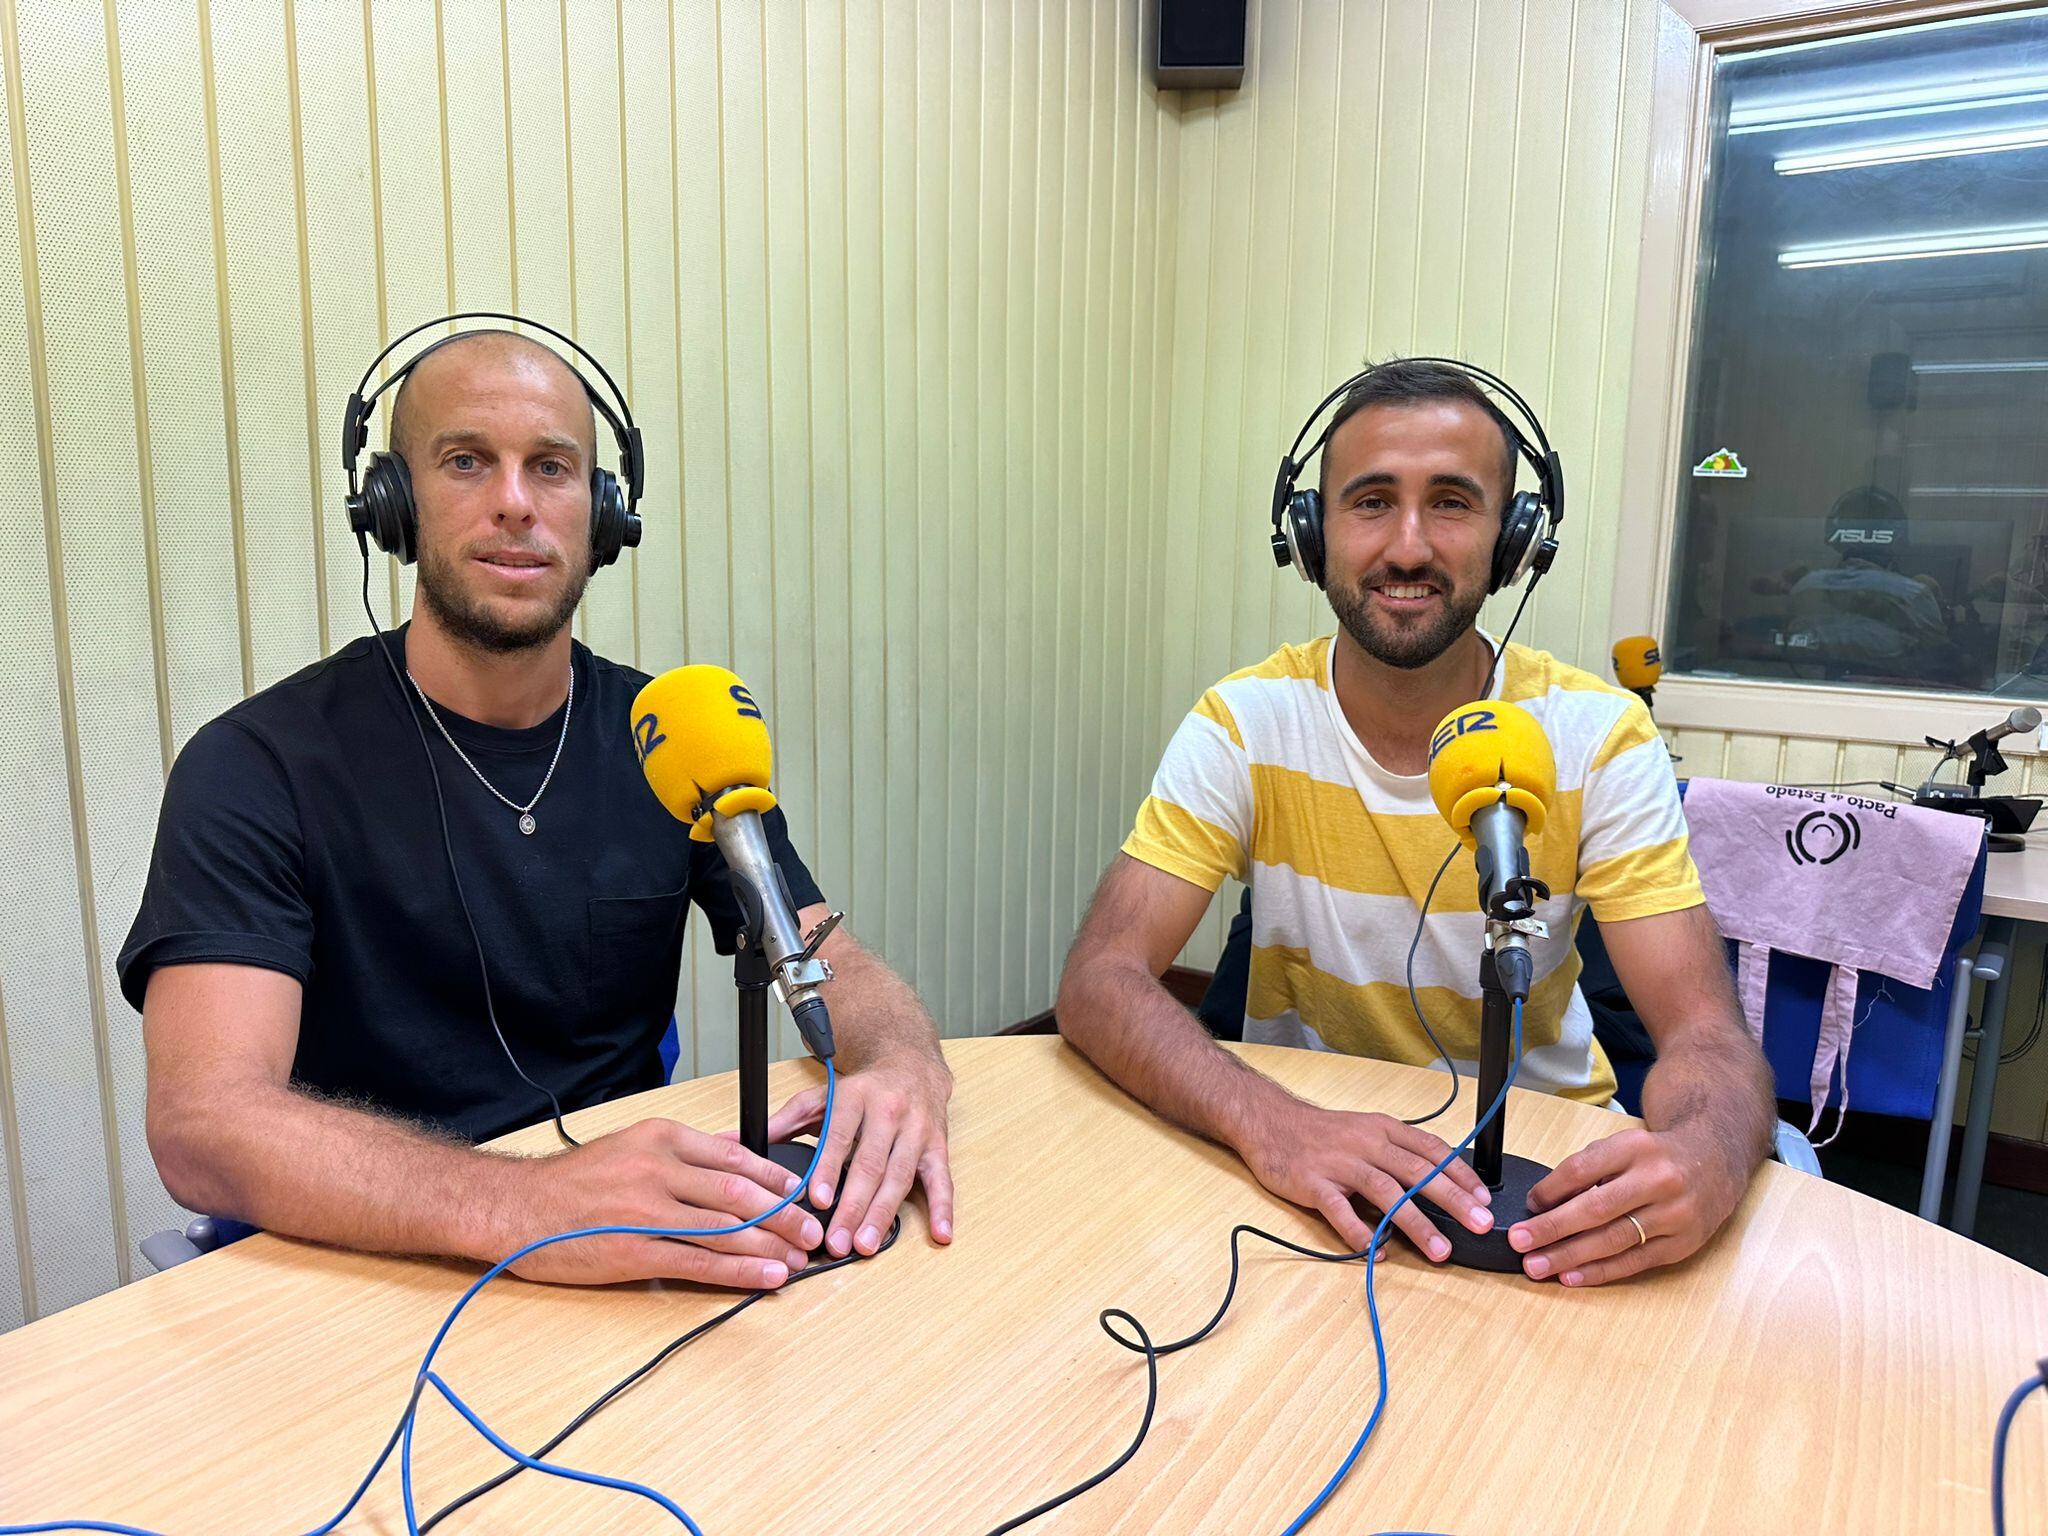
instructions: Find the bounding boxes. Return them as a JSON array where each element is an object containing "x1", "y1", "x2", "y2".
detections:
[{"x1": 518, "y1": 812, "x2": 537, "y2": 836}]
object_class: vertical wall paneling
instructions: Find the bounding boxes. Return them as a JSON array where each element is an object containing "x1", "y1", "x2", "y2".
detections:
[{"x1": 3, "y1": 0, "x2": 125, "y2": 1321}]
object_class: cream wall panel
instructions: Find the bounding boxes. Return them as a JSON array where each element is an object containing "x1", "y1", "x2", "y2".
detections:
[
  {"x1": 3, "y1": 0, "x2": 132, "y2": 1322},
  {"x1": 563, "y1": 0, "x2": 635, "y2": 668},
  {"x1": 994, "y1": 0, "x2": 1036, "y2": 1017},
  {"x1": 210, "y1": 1, "x2": 325, "y2": 695},
  {"x1": 762, "y1": 0, "x2": 824, "y2": 1059},
  {"x1": 940, "y1": 0, "x2": 985, "y2": 1032},
  {"x1": 440, "y1": 0, "x2": 513, "y2": 315},
  {"x1": 0, "y1": 0, "x2": 59, "y2": 1334},
  {"x1": 293, "y1": 1, "x2": 387, "y2": 656},
  {"x1": 117, "y1": 3, "x2": 240, "y2": 750},
  {"x1": 617, "y1": 0, "x2": 683, "y2": 679}
]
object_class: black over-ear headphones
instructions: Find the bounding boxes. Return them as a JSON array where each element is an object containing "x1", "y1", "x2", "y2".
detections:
[
  {"x1": 341, "y1": 311, "x2": 645, "y2": 572},
  {"x1": 1269, "y1": 357, "x2": 1564, "y2": 596}
]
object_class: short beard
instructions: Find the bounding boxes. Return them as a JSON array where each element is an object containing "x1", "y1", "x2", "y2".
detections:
[
  {"x1": 1326, "y1": 568, "x2": 1487, "y2": 671},
  {"x1": 415, "y1": 544, "x2": 589, "y2": 654}
]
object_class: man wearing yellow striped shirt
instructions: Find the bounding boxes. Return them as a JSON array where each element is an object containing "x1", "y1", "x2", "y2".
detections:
[{"x1": 1059, "y1": 360, "x2": 1773, "y2": 1288}]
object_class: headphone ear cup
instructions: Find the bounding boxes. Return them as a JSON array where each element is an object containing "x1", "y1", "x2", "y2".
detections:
[
  {"x1": 588, "y1": 468, "x2": 625, "y2": 571},
  {"x1": 1285, "y1": 489, "x2": 1327, "y2": 588},
  {"x1": 355, "y1": 451, "x2": 419, "y2": 565},
  {"x1": 1490, "y1": 490, "x2": 1544, "y2": 594}
]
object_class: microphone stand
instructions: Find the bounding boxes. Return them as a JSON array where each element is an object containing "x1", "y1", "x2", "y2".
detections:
[
  {"x1": 732, "y1": 930, "x2": 843, "y2": 1223},
  {"x1": 1421, "y1": 840, "x2": 1557, "y2": 1273}
]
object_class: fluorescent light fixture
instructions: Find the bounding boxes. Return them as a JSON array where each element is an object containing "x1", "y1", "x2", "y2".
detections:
[
  {"x1": 1741, "y1": 11, "x2": 2042, "y2": 63},
  {"x1": 1778, "y1": 224, "x2": 2048, "y2": 268},
  {"x1": 1911, "y1": 359, "x2": 2048, "y2": 375},
  {"x1": 1774, "y1": 124, "x2": 2048, "y2": 174},
  {"x1": 1908, "y1": 485, "x2": 2048, "y2": 498},
  {"x1": 1730, "y1": 77, "x2": 2048, "y2": 135}
]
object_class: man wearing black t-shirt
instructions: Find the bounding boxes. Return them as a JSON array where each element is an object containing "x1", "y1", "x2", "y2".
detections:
[{"x1": 119, "y1": 331, "x2": 955, "y2": 1290}]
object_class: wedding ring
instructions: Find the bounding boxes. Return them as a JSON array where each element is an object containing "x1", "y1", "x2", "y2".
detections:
[{"x1": 1626, "y1": 1212, "x2": 1648, "y2": 1248}]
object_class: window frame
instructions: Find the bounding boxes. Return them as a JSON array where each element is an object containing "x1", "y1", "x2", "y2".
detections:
[{"x1": 1611, "y1": 0, "x2": 2048, "y2": 750}]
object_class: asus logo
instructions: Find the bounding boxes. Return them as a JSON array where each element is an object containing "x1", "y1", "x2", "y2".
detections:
[{"x1": 1828, "y1": 527, "x2": 1896, "y2": 546}]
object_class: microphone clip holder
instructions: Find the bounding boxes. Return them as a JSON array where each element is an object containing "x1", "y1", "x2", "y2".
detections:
[
  {"x1": 1922, "y1": 730, "x2": 2016, "y2": 794},
  {"x1": 1482, "y1": 873, "x2": 1550, "y2": 927},
  {"x1": 760, "y1": 909, "x2": 840, "y2": 1007}
]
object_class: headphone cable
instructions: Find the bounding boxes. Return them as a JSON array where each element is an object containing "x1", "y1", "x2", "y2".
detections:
[{"x1": 359, "y1": 547, "x2": 581, "y2": 1149}]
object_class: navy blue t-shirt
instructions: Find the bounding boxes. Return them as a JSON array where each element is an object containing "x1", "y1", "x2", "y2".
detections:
[{"x1": 117, "y1": 629, "x2": 821, "y2": 1143}]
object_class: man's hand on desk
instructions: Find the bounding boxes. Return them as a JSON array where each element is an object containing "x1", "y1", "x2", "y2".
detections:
[
  {"x1": 495, "y1": 1117, "x2": 823, "y2": 1289},
  {"x1": 1235, "y1": 1102, "x2": 1496, "y2": 1261},
  {"x1": 758, "y1": 1045, "x2": 955, "y2": 1258},
  {"x1": 1507, "y1": 1123, "x2": 1747, "y2": 1287}
]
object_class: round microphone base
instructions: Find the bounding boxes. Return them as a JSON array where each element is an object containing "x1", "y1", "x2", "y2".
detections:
[
  {"x1": 763, "y1": 1137, "x2": 843, "y2": 1228},
  {"x1": 1424, "y1": 1151, "x2": 1552, "y2": 1274}
]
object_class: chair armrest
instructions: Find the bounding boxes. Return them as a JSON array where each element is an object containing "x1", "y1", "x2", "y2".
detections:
[
  {"x1": 1771, "y1": 1119, "x2": 1823, "y2": 1176},
  {"x1": 139, "y1": 1230, "x2": 205, "y2": 1272},
  {"x1": 137, "y1": 1215, "x2": 252, "y2": 1274}
]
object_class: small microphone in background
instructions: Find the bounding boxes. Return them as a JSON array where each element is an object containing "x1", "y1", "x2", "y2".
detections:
[{"x1": 1611, "y1": 635, "x2": 1662, "y2": 713}]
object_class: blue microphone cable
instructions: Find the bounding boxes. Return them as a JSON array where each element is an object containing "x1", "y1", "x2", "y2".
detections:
[
  {"x1": 1992, "y1": 1360, "x2": 2046, "y2": 1536},
  {"x1": 1278, "y1": 1004, "x2": 1524, "y2": 1534},
  {"x1": 0, "y1": 1066, "x2": 835, "y2": 1536}
]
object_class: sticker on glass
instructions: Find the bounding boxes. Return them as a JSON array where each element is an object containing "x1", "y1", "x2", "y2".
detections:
[{"x1": 1691, "y1": 448, "x2": 1748, "y2": 479}]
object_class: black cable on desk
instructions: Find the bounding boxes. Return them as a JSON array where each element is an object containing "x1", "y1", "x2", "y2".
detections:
[
  {"x1": 418, "y1": 1218, "x2": 902, "y2": 1533},
  {"x1": 979, "y1": 1224, "x2": 1391, "y2": 1534},
  {"x1": 980, "y1": 1311, "x2": 1158, "y2": 1536}
]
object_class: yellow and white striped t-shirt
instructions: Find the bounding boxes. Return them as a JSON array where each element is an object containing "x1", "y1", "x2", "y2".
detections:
[{"x1": 1123, "y1": 634, "x2": 1703, "y2": 1104}]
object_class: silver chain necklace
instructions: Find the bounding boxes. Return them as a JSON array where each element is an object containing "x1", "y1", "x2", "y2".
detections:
[{"x1": 407, "y1": 665, "x2": 574, "y2": 835}]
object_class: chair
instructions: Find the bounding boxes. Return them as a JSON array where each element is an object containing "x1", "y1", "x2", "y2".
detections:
[
  {"x1": 1725, "y1": 836, "x2": 1997, "y2": 1224},
  {"x1": 1196, "y1": 886, "x2": 1830, "y2": 1175},
  {"x1": 139, "y1": 1215, "x2": 257, "y2": 1273}
]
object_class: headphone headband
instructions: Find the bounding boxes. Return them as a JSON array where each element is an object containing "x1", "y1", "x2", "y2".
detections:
[
  {"x1": 1268, "y1": 357, "x2": 1565, "y2": 597},
  {"x1": 1275, "y1": 356, "x2": 1563, "y2": 532},
  {"x1": 340, "y1": 310, "x2": 644, "y2": 515}
]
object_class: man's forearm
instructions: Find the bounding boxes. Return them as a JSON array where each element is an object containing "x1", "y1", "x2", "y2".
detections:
[
  {"x1": 1639, "y1": 1033, "x2": 1775, "y2": 1168},
  {"x1": 1056, "y1": 955, "x2": 1293, "y2": 1154},
  {"x1": 817, "y1": 928, "x2": 948, "y2": 1074},
  {"x1": 150, "y1": 1082, "x2": 532, "y2": 1263}
]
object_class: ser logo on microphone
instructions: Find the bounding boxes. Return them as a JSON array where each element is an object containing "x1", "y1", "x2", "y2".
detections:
[
  {"x1": 1428, "y1": 707, "x2": 1496, "y2": 764},
  {"x1": 632, "y1": 712, "x2": 666, "y2": 764}
]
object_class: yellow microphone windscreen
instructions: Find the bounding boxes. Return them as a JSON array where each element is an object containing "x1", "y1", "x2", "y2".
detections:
[
  {"x1": 1426, "y1": 700, "x2": 1555, "y2": 850},
  {"x1": 1612, "y1": 635, "x2": 1663, "y2": 691},
  {"x1": 631, "y1": 665, "x2": 776, "y2": 840}
]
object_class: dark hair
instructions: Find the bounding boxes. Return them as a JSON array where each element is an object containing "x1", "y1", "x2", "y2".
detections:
[{"x1": 1316, "y1": 358, "x2": 1523, "y2": 504}]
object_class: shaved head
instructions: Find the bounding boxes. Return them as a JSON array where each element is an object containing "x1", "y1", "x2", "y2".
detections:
[{"x1": 389, "y1": 330, "x2": 596, "y2": 466}]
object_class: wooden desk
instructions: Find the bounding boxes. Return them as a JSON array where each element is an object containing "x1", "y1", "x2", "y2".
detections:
[
  {"x1": 1985, "y1": 838, "x2": 2048, "y2": 923},
  {"x1": 4, "y1": 1037, "x2": 2045, "y2": 1535}
]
